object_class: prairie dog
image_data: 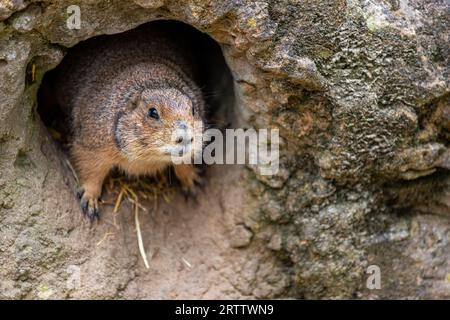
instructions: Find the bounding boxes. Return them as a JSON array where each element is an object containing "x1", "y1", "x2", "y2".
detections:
[{"x1": 53, "y1": 24, "x2": 205, "y2": 220}]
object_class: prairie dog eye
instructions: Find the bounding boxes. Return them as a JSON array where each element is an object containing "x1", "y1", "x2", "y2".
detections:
[{"x1": 148, "y1": 107, "x2": 159, "y2": 120}]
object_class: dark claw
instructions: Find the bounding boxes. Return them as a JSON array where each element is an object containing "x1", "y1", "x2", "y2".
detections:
[
  {"x1": 182, "y1": 187, "x2": 199, "y2": 205},
  {"x1": 80, "y1": 196, "x2": 88, "y2": 212},
  {"x1": 79, "y1": 195, "x2": 100, "y2": 222},
  {"x1": 76, "y1": 188, "x2": 84, "y2": 200},
  {"x1": 87, "y1": 203, "x2": 100, "y2": 222},
  {"x1": 196, "y1": 177, "x2": 206, "y2": 191}
]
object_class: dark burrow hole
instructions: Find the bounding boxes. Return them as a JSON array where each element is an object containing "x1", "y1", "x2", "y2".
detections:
[{"x1": 37, "y1": 20, "x2": 236, "y2": 209}]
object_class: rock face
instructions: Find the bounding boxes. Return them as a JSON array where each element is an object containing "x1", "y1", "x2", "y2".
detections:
[{"x1": 0, "y1": 0, "x2": 449, "y2": 299}]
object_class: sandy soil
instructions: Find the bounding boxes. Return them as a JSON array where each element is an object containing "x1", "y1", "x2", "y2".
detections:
[{"x1": 63, "y1": 164, "x2": 256, "y2": 299}]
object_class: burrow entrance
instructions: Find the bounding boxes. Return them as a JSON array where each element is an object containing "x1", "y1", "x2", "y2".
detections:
[
  {"x1": 37, "y1": 20, "x2": 237, "y2": 203},
  {"x1": 38, "y1": 20, "x2": 236, "y2": 139},
  {"x1": 35, "y1": 21, "x2": 250, "y2": 296}
]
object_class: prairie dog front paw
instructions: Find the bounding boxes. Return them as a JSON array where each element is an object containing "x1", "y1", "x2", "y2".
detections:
[
  {"x1": 77, "y1": 187, "x2": 101, "y2": 221},
  {"x1": 174, "y1": 164, "x2": 204, "y2": 195}
]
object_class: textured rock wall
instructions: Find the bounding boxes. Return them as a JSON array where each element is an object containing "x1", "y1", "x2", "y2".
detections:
[{"x1": 0, "y1": 0, "x2": 449, "y2": 299}]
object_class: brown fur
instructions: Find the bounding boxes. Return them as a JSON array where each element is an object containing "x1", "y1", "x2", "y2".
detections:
[{"x1": 53, "y1": 24, "x2": 205, "y2": 220}]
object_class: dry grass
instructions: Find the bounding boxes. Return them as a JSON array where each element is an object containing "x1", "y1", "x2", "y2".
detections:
[
  {"x1": 101, "y1": 171, "x2": 176, "y2": 268},
  {"x1": 44, "y1": 119, "x2": 177, "y2": 269}
]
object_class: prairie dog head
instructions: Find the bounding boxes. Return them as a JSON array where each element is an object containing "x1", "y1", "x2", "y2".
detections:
[{"x1": 114, "y1": 87, "x2": 204, "y2": 163}]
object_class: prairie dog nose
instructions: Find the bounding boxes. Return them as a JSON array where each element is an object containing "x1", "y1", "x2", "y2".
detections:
[
  {"x1": 175, "y1": 120, "x2": 188, "y2": 130},
  {"x1": 174, "y1": 120, "x2": 193, "y2": 144}
]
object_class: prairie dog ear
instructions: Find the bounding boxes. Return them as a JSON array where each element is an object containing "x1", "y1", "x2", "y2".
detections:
[{"x1": 125, "y1": 91, "x2": 145, "y2": 112}]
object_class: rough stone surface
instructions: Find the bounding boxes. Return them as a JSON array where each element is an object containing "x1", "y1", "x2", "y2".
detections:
[{"x1": 0, "y1": 0, "x2": 449, "y2": 299}]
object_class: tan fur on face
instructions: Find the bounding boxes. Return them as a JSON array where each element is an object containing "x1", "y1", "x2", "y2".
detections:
[{"x1": 116, "y1": 88, "x2": 201, "y2": 163}]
